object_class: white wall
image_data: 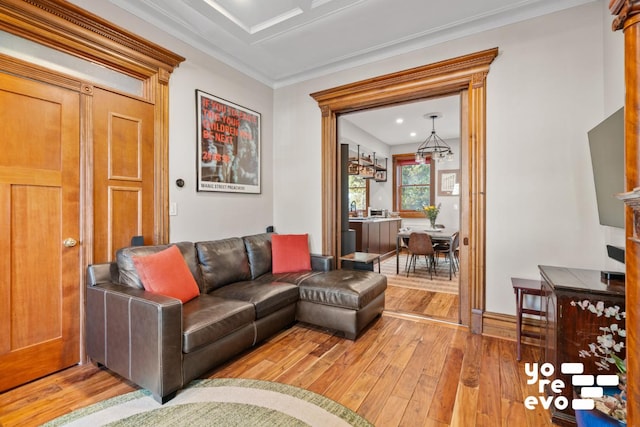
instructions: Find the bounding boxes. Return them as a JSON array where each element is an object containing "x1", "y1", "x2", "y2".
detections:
[
  {"x1": 69, "y1": 0, "x2": 623, "y2": 317},
  {"x1": 274, "y1": 1, "x2": 622, "y2": 315},
  {"x1": 338, "y1": 119, "x2": 391, "y2": 214},
  {"x1": 601, "y1": 0, "x2": 626, "y2": 271},
  {"x1": 69, "y1": 0, "x2": 275, "y2": 242}
]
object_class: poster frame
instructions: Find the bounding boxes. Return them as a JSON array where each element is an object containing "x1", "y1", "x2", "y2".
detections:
[{"x1": 196, "y1": 90, "x2": 261, "y2": 194}]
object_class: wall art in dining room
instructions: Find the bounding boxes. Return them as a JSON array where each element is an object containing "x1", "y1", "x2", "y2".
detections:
[{"x1": 196, "y1": 90, "x2": 261, "y2": 193}]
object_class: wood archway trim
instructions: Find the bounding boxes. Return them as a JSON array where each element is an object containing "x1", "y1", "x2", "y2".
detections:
[
  {"x1": 0, "y1": 0, "x2": 183, "y2": 80},
  {"x1": 311, "y1": 47, "x2": 498, "y2": 331}
]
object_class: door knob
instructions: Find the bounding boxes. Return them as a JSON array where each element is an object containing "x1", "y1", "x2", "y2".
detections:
[{"x1": 63, "y1": 237, "x2": 78, "y2": 247}]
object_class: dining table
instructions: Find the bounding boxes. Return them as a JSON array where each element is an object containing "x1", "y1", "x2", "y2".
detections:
[{"x1": 396, "y1": 228, "x2": 459, "y2": 276}]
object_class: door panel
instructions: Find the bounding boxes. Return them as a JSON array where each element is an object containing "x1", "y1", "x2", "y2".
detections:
[
  {"x1": 92, "y1": 87, "x2": 154, "y2": 262},
  {"x1": 0, "y1": 72, "x2": 80, "y2": 391}
]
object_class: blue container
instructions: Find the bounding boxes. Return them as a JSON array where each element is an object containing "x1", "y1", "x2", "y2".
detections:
[{"x1": 574, "y1": 387, "x2": 626, "y2": 427}]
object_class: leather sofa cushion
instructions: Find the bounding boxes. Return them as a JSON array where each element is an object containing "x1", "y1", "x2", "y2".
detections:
[
  {"x1": 116, "y1": 242, "x2": 203, "y2": 291},
  {"x1": 211, "y1": 280, "x2": 299, "y2": 319},
  {"x1": 242, "y1": 233, "x2": 273, "y2": 279},
  {"x1": 182, "y1": 294, "x2": 255, "y2": 353},
  {"x1": 298, "y1": 270, "x2": 387, "y2": 310},
  {"x1": 196, "y1": 238, "x2": 252, "y2": 293},
  {"x1": 263, "y1": 270, "x2": 323, "y2": 286}
]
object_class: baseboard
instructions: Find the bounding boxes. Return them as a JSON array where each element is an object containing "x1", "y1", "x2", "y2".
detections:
[
  {"x1": 481, "y1": 311, "x2": 544, "y2": 347},
  {"x1": 471, "y1": 308, "x2": 483, "y2": 334}
]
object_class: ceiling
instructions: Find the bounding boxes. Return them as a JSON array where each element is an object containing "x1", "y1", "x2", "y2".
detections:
[
  {"x1": 109, "y1": 0, "x2": 595, "y2": 88},
  {"x1": 107, "y1": 0, "x2": 595, "y2": 145},
  {"x1": 341, "y1": 95, "x2": 461, "y2": 146}
]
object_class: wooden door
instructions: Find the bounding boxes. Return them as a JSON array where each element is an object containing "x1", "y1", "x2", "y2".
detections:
[
  {"x1": 0, "y1": 72, "x2": 80, "y2": 391},
  {"x1": 92, "y1": 87, "x2": 155, "y2": 263}
]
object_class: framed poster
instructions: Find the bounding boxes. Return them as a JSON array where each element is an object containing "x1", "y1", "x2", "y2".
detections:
[
  {"x1": 437, "y1": 169, "x2": 459, "y2": 196},
  {"x1": 196, "y1": 90, "x2": 261, "y2": 193}
]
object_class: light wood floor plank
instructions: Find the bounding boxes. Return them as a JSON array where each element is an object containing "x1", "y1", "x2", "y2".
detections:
[
  {"x1": 476, "y1": 336, "x2": 503, "y2": 426},
  {"x1": 0, "y1": 314, "x2": 562, "y2": 427}
]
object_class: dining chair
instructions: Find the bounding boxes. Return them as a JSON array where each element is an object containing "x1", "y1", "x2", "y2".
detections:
[
  {"x1": 433, "y1": 231, "x2": 460, "y2": 279},
  {"x1": 405, "y1": 232, "x2": 435, "y2": 279}
]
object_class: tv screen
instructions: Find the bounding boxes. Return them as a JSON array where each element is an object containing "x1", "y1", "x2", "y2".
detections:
[{"x1": 587, "y1": 107, "x2": 624, "y2": 229}]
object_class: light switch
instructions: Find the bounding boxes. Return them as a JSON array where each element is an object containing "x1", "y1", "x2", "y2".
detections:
[{"x1": 169, "y1": 203, "x2": 178, "y2": 216}]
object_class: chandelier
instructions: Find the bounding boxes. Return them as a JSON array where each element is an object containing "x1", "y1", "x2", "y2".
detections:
[{"x1": 415, "y1": 113, "x2": 454, "y2": 163}]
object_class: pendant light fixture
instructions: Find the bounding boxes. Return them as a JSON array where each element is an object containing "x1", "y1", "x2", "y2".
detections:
[{"x1": 415, "y1": 113, "x2": 454, "y2": 163}]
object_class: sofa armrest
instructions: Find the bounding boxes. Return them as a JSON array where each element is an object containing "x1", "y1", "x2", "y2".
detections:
[
  {"x1": 311, "y1": 254, "x2": 334, "y2": 272},
  {"x1": 86, "y1": 263, "x2": 183, "y2": 403}
]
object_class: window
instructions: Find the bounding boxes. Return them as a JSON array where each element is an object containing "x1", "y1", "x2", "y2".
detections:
[
  {"x1": 393, "y1": 154, "x2": 434, "y2": 217},
  {"x1": 348, "y1": 174, "x2": 368, "y2": 213}
]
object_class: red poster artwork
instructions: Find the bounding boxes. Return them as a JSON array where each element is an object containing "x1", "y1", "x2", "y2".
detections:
[{"x1": 196, "y1": 90, "x2": 261, "y2": 193}]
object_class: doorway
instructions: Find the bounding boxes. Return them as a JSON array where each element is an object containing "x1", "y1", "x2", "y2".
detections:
[
  {"x1": 0, "y1": 0, "x2": 183, "y2": 392},
  {"x1": 338, "y1": 96, "x2": 461, "y2": 323},
  {"x1": 311, "y1": 48, "x2": 498, "y2": 332}
]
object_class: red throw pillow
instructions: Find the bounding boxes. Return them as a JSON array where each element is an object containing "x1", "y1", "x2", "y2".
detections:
[
  {"x1": 271, "y1": 234, "x2": 312, "y2": 274},
  {"x1": 132, "y1": 245, "x2": 200, "y2": 303}
]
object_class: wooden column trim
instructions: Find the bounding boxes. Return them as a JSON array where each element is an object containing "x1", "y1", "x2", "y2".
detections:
[
  {"x1": 610, "y1": 2, "x2": 640, "y2": 425},
  {"x1": 468, "y1": 72, "x2": 488, "y2": 334},
  {"x1": 311, "y1": 48, "x2": 498, "y2": 330}
]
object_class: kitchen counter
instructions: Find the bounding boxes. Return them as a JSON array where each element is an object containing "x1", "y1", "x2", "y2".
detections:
[
  {"x1": 349, "y1": 217, "x2": 401, "y2": 222},
  {"x1": 348, "y1": 218, "x2": 401, "y2": 255}
]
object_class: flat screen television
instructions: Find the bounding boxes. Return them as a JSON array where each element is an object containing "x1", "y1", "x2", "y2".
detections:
[{"x1": 587, "y1": 107, "x2": 624, "y2": 229}]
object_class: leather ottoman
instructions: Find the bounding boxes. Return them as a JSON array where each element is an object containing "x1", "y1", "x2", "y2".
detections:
[{"x1": 296, "y1": 269, "x2": 386, "y2": 339}]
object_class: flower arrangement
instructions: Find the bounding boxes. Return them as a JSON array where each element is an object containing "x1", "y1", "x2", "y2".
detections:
[
  {"x1": 571, "y1": 299, "x2": 626, "y2": 422},
  {"x1": 423, "y1": 204, "x2": 441, "y2": 229}
]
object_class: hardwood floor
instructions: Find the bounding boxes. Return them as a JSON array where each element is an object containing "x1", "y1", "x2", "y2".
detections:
[
  {"x1": 0, "y1": 314, "x2": 557, "y2": 427},
  {"x1": 385, "y1": 285, "x2": 459, "y2": 323},
  {"x1": 382, "y1": 252, "x2": 461, "y2": 323}
]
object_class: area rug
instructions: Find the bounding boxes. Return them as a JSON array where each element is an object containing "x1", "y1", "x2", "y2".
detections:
[
  {"x1": 380, "y1": 253, "x2": 459, "y2": 294},
  {"x1": 43, "y1": 378, "x2": 373, "y2": 427}
]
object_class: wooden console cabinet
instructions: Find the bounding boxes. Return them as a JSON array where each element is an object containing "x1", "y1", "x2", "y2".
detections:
[{"x1": 539, "y1": 265, "x2": 625, "y2": 426}]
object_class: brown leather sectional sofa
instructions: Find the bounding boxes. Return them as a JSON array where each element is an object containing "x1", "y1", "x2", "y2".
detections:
[{"x1": 85, "y1": 232, "x2": 387, "y2": 403}]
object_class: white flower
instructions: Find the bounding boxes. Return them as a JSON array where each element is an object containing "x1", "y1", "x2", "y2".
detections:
[
  {"x1": 571, "y1": 299, "x2": 626, "y2": 371},
  {"x1": 604, "y1": 306, "x2": 619, "y2": 318},
  {"x1": 597, "y1": 334, "x2": 614, "y2": 348}
]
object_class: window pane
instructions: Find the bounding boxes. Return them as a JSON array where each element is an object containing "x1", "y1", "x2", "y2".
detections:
[
  {"x1": 349, "y1": 175, "x2": 366, "y2": 211},
  {"x1": 350, "y1": 188, "x2": 366, "y2": 210},
  {"x1": 401, "y1": 164, "x2": 430, "y2": 185},
  {"x1": 401, "y1": 186, "x2": 431, "y2": 211}
]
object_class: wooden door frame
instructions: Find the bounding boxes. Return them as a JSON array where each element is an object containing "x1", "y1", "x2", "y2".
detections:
[
  {"x1": 0, "y1": 0, "x2": 184, "y2": 251},
  {"x1": 0, "y1": 0, "x2": 184, "y2": 362},
  {"x1": 311, "y1": 48, "x2": 498, "y2": 331}
]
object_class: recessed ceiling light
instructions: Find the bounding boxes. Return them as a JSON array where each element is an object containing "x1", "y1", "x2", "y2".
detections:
[
  {"x1": 410, "y1": 132, "x2": 417, "y2": 137},
  {"x1": 395, "y1": 118, "x2": 404, "y2": 124}
]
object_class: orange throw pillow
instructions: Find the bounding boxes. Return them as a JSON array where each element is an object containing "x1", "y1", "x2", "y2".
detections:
[
  {"x1": 271, "y1": 234, "x2": 312, "y2": 274},
  {"x1": 132, "y1": 245, "x2": 200, "y2": 303}
]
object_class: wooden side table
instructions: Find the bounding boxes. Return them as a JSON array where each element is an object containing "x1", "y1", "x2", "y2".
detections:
[
  {"x1": 511, "y1": 277, "x2": 544, "y2": 361},
  {"x1": 339, "y1": 252, "x2": 381, "y2": 273}
]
